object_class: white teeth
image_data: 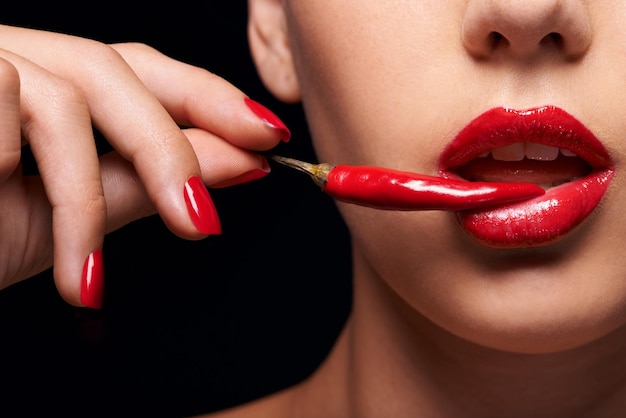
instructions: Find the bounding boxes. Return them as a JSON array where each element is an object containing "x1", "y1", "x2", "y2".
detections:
[
  {"x1": 484, "y1": 142, "x2": 579, "y2": 161},
  {"x1": 525, "y1": 143, "x2": 559, "y2": 161},
  {"x1": 560, "y1": 148, "x2": 577, "y2": 157},
  {"x1": 491, "y1": 143, "x2": 525, "y2": 161}
]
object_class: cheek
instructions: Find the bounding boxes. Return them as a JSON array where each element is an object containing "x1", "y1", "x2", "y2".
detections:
[
  {"x1": 285, "y1": 1, "x2": 464, "y2": 169},
  {"x1": 286, "y1": 1, "x2": 626, "y2": 353},
  {"x1": 340, "y1": 205, "x2": 463, "y2": 289}
]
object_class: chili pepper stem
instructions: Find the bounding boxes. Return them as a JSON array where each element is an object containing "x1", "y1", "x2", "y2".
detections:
[{"x1": 265, "y1": 154, "x2": 333, "y2": 188}]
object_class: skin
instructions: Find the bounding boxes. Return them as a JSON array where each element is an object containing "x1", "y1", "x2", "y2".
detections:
[
  {"x1": 2, "y1": 0, "x2": 626, "y2": 416},
  {"x1": 0, "y1": 30, "x2": 284, "y2": 305},
  {"x1": 205, "y1": 0, "x2": 626, "y2": 416}
]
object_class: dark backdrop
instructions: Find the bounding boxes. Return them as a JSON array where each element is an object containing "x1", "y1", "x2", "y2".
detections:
[{"x1": 0, "y1": 3, "x2": 351, "y2": 417}]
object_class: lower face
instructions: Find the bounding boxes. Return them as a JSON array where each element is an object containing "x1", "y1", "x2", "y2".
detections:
[{"x1": 284, "y1": 1, "x2": 626, "y2": 353}]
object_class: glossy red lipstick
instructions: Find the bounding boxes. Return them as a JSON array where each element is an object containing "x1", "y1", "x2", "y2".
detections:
[{"x1": 439, "y1": 106, "x2": 614, "y2": 248}]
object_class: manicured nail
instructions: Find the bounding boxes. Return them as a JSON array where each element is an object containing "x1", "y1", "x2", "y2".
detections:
[
  {"x1": 80, "y1": 249, "x2": 104, "y2": 309},
  {"x1": 184, "y1": 175, "x2": 222, "y2": 235},
  {"x1": 212, "y1": 157, "x2": 271, "y2": 188},
  {"x1": 244, "y1": 97, "x2": 291, "y2": 142}
]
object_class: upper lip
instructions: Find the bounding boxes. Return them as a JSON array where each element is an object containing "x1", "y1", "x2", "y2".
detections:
[
  {"x1": 438, "y1": 105, "x2": 614, "y2": 248},
  {"x1": 438, "y1": 106, "x2": 612, "y2": 174}
]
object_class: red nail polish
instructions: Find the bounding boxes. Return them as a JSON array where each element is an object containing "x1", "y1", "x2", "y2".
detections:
[
  {"x1": 244, "y1": 97, "x2": 291, "y2": 142},
  {"x1": 80, "y1": 249, "x2": 104, "y2": 309},
  {"x1": 212, "y1": 157, "x2": 271, "y2": 188},
  {"x1": 184, "y1": 176, "x2": 222, "y2": 235}
]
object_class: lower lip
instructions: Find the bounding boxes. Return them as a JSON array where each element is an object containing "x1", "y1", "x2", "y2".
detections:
[{"x1": 458, "y1": 169, "x2": 614, "y2": 248}]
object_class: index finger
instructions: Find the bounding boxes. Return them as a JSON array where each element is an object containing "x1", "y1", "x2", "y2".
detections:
[{"x1": 111, "y1": 43, "x2": 291, "y2": 150}]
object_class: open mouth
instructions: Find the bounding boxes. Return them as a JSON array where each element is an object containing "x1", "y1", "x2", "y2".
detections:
[
  {"x1": 439, "y1": 106, "x2": 614, "y2": 248},
  {"x1": 456, "y1": 143, "x2": 592, "y2": 189}
]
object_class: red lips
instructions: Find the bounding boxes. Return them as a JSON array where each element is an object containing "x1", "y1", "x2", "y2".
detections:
[{"x1": 439, "y1": 106, "x2": 614, "y2": 248}]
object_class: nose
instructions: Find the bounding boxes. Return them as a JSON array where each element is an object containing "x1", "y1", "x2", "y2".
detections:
[{"x1": 462, "y1": 0, "x2": 592, "y2": 60}]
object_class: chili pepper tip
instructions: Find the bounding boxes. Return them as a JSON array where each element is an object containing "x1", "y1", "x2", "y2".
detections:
[{"x1": 265, "y1": 154, "x2": 333, "y2": 188}]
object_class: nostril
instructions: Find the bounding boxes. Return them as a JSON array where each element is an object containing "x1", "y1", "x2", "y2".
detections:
[
  {"x1": 487, "y1": 31, "x2": 566, "y2": 56},
  {"x1": 488, "y1": 32, "x2": 507, "y2": 50},
  {"x1": 462, "y1": 1, "x2": 592, "y2": 61},
  {"x1": 541, "y1": 32, "x2": 564, "y2": 49}
]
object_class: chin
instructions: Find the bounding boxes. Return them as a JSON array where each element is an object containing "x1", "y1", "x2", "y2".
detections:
[
  {"x1": 396, "y1": 246, "x2": 626, "y2": 355},
  {"x1": 438, "y1": 292, "x2": 626, "y2": 354},
  {"x1": 450, "y1": 315, "x2": 621, "y2": 354}
]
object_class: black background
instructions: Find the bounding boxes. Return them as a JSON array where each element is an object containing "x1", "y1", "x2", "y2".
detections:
[{"x1": 0, "y1": 3, "x2": 352, "y2": 417}]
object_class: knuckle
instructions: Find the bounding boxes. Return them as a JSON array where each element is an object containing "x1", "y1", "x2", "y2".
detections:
[
  {"x1": 131, "y1": 125, "x2": 186, "y2": 162},
  {"x1": 21, "y1": 75, "x2": 90, "y2": 140},
  {"x1": 68, "y1": 40, "x2": 134, "y2": 85},
  {"x1": 83, "y1": 187, "x2": 107, "y2": 216},
  {"x1": 75, "y1": 38, "x2": 126, "y2": 66},
  {"x1": 110, "y1": 41, "x2": 163, "y2": 62},
  {"x1": 40, "y1": 76, "x2": 88, "y2": 110},
  {"x1": 115, "y1": 41, "x2": 159, "y2": 56},
  {"x1": 53, "y1": 180, "x2": 107, "y2": 220},
  {"x1": 76, "y1": 179, "x2": 107, "y2": 218}
]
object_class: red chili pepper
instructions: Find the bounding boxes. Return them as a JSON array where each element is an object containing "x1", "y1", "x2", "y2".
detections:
[{"x1": 267, "y1": 154, "x2": 545, "y2": 211}]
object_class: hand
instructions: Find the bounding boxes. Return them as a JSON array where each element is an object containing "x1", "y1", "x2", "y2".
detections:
[{"x1": 0, "y1": 26, "x2": 290, "y2": 307}]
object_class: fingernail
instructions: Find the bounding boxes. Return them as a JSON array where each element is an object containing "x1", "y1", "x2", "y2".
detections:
[
  {"x1": 80, "y1": 249, "x2": 104, "y2": 309},
  {"x1": 184, "y1": 175, "x2": 222, "y2": 235},
  {"x1": 212, "y1": 157, "x2": 271, "y2": 188},
  {"x1": 244, "y1": 97, "x2": 291, "y2": 142}
]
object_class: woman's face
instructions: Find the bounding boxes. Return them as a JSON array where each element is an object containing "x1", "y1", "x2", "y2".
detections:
[{"x1": 267, "y1": 0, "x2": 626, "y2": 353}]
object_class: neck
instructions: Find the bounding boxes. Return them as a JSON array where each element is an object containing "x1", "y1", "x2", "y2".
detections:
[{"x1": 297, "y1": 250, "x2": 626, "y2": 418}]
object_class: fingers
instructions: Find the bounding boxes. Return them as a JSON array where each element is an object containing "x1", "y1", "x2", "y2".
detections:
[
  {"x1": 101, "y1": 128, "x2": 273, "y2": 233},
  {"x1": 0, "y1": 27, "x2": 289, "y2": 239},
  {"x1": 110, "y1": 43, "x2": 291, "y2": 149},
  {"x1": 100, "y1": 128, "x2": 272, "y2": 232},
  {"x1": 0, "y1": 26, "x2": 219, "y2": 240},
  {"x1": 0, "y1": 26, "x2": 288, "y2": 308},
  {"x1": 0, "y1": 48, "x2": 107, "y2": 308},
  {"x1": 185, "y1": 128, "x2": 271, "y2": 188},
  {"x1": 2, "y1": 126, "x2": 268, "y2": 305}
]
